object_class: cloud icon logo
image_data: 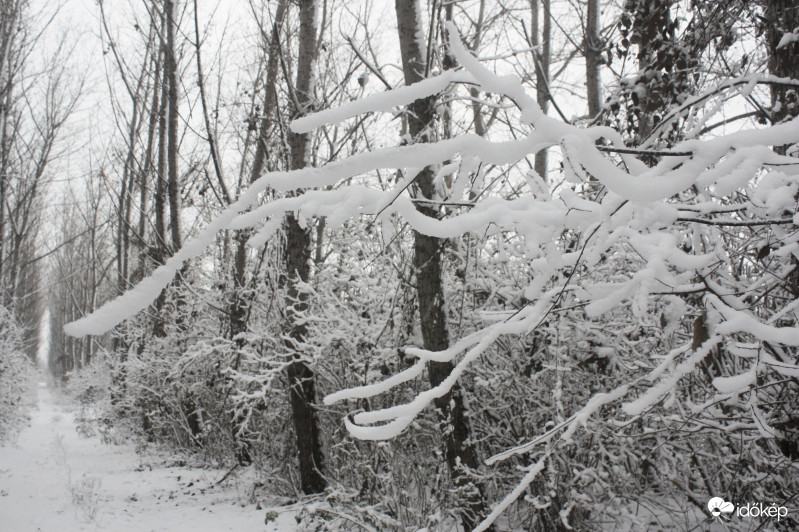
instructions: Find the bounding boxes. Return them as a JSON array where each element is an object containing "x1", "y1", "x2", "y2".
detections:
[{"x1": 708, "y1": 497, "x2": 735, "y2": 517}]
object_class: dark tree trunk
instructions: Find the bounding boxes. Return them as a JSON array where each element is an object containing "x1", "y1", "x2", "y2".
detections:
[
  {"x1": 151, "y1": 0, "x2": 184, "y2": 338},
  {"x1": 227, "y1": 0, "x2": 287, "y2": 468},
  {"x1": 117, "y1": 98, "x2": 141, "y2": 296},
  {"x1": 620, "y1": 0, "x2": 701, "y2": 146},
  {"x1": 153, "y1": 39, "x2": 169, "y2": 337},
  {"x1": 766, "y1": 0, "x2": 799, "y2": 297},
  {"x1": 154, "y1": 39, "x2": 168, "y2": 264},
  {"x1": 766, "y1": 0, "x2": 799, "y2": 126},
  {"x1": 0, "y1": 1, "x2": 21, "y2": 306},
  {"x1": 585, "y1": 0, "x2": 602, "y2": 119},
  {"x1": 165, "y1": 0, "x2": 181, "y2": 251},
  {"x1": 531, "y1": 0, "x2": 550, "y2": 181},
  {"x1": 395, "y1": 1, "x2": 489, "y2": 529},
  {"x1": 229, "y1": 0, "x2": 287, "y2": 346},
  {"x1": 765, "y1": 0, "x2": 799, "y2": 459},
  {"x1": 624, "y1": 0, "x2": 674, "y2": 142},
  {"x1": 136, "y1": 48, "x2": 162, "y2": 284},
  {"x1": 283, "y1": 0, "x2": 326, "y2": 495}
]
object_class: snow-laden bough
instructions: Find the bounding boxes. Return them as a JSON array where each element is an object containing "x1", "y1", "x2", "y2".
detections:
[{"x1": 65, "y1": 21, "x2": 799, "y2": 532}]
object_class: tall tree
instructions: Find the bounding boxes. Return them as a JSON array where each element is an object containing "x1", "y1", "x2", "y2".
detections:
[
  {"x1": 0, "y1": 0, "x2": 77, "y2": 356},
  {"x1": 149, "y1": 0, "x2": 183, "y2": 336},
  {"x1": 619, "y1": 0, "x2": 674, "y2": 142},
  {"x1": 765, "y1": 0, "x2": 799, "y2": 127},
  {"x1": 226, "y1": 0, "x2": 288, "y2": 466},
  {"x1": 585, "y1": 0, "x2": 602, "y2": 119},
  {"x1": 394, "y1": 0, "x2": 489, "y2": 528},
  {"x1": 165, "y1": 0, "x2": 182, "y2": 251},
  {"x1": 284, "y1": 0, "x2": 326, "y2": 495},
  {"x1": 154, "y1": 43, "x2": 169, "y2": 267},
  {"x1": 531, "y1": 0, "x2": 551, "y2": 180},
  {"x1": 765, "y1": 0, "x2": 799, "y2": 358}
]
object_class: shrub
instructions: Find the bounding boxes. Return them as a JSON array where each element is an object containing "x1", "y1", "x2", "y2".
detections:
[{"x1": 0, "y1": 306, "x2": 36, "y2": 443}]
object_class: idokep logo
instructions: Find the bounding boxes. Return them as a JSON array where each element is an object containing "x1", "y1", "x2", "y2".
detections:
[
  {"x1": 736, "y1": 502, "x2": 789, "y2": 521},
  {"x1": 707, "y1": 497, "x2": 734, "y2": 521},
  {"x1": 708, "y1": 496, "x2": 789, "y2": 522}
]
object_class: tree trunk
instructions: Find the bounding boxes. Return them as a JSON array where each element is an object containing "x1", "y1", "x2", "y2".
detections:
[
  {"x1": 154, "y1": 41, "x2": 169, "y2": 264},
  {"x1": 151, "y1": 0, "x2": 183, "y2": 337},
  {"x1": 284, "y1": 0, "x2": 326, "y2": 495},
  {"x1": 165, "y1": 0, "x2": 181, "y2": 251},
  {"x1": 153, "y1": 39, "x2": 169, "y2": 337},
  {"x1": 531, "y1": 0, "x2": 551, "y2": 181},
  {"x1": 0, "y1": 1, "x2": 21, "y2": 307},
  {"x1": 395, "y1": 1, "x2": 489, "y2": 528},
  {"x1": 468, "y1": 0, "x2": 487, "y2": 140},
  {"x1": 766, "y1": 0, "x2": 799, "y2": 127},
  {"x1": 585, "y1": 0, "x2": 602, "y2": 119},
  {"x1": 623, "y1": 0, "x2": 675, "y2": 143},
  {"x1": 226, "y1": 0, "x2": 288, "y2": 467},
  {"x1": 765, "y1": 0, "x2": 799, "y2": 314},
  {"x1": 137, "y1": 48, "x2": 162, "y2": 283},
  {"x1": 117, "y1": 104, "x2": 140, "y2": 295}
]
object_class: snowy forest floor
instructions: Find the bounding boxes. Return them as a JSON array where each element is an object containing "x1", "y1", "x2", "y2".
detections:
[{"x1": 0, "y1": 379, "x2": 298, "y2": 532}]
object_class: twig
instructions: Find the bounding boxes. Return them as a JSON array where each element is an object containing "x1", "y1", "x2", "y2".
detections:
[
  {"x1": 411, "y1": 198, "x2": 475, "y2": 208},
  {"x1": 193, "y1": 0, "x2": 231, "y2": 205},
  {"x1": 345, "y1": 36, "x2": 392, "y2": 90},
  {"x1": 214, "y1": 463, "x2": 240, "y2": 485},
  {"x1": 596, "y1": 145, "x2": 692, "y2": 157},
  {"x1": 677, "y1": 217, "x2": 794, "y2": 227}
]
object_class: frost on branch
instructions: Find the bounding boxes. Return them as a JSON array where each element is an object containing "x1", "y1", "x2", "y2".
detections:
[
  {"x1": 65, "y1": 22, "x2": 799, "y2": 529},
  {"x1": 0, "y1": 306, "x2": 36, "y2": 444}
]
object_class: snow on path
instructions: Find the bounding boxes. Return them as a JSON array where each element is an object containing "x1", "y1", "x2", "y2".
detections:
[{"x1": 0, "y1": 382, "x2": 290, "y2": 532}]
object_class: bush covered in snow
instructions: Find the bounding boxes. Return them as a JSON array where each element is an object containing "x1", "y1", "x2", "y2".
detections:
[
  {"x1": 0, "y1": 306, "x2": 36, "y2": 444},
  {"x1": 52, "y1": 2, "x2": 799, "y2": 530},
  {"x1": 63, "y1": 356, "x2": 116, "y2": 440}
]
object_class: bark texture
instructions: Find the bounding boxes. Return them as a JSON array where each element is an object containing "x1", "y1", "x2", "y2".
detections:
[
  {"x1": 284, "y1": 0, "x2": 326, "y2": 495},
  {"x1": 531, "y1": 0, "x2": 551, "y2": 180},
  {"x1": 765, "y1": 0, "x2": 799, "y2": 460},
  {"x1": 766, "y1": 0, "x2": 799, "y2": 126},
  {"x1": 227, "y1": 0, "x2": 288, "y2": 466},
  {"x1": 585, "y1": 0, "x2": 602, "y2": 119},
  {"x1": 153, "y1": 36, "x2": 170, "y2": 337},
  {"x1": 395, "y1": 1, "x2": 489, "y2": 528},
  {"x1": 165, "y1": 0, "x2": 181, "y2": 251},
  {"x1": 154, "y1": 42, "x2": 169, "y2": 265}
]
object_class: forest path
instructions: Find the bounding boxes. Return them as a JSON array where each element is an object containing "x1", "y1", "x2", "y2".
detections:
[{"x1": 0, "y1": 380, "x2": 292, "y2": 532}]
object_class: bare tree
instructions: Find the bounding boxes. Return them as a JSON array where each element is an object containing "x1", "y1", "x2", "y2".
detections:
[
  {"x1": 395, "y1": 0, "x2": 489, "y2": 528},
  {"x1": 0, "y1": 0, "x2": 79, "y2": 357},
  {"x1": 165, "y1": 0, "x2": 182, "y2": 251},
  {"x1": 765, "y1": 0, "x2": 799, "y2": 127},
  {"x1": 224, "y1": 0, "x2": 288, "y2": 466},
  {"x1": 284, "y1": 0, "x2": 327, "y2": 495},
  {"x1": 585, "y1": 0, "x2": 602, "y2": 119},
  {"x1": 530, "y1": 0, "x2": 550, "y2": 180}
]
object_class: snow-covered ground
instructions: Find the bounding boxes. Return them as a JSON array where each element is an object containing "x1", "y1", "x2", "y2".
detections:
[{"x1": 0, "y1": 381, "x2": 297, "y2": 532}]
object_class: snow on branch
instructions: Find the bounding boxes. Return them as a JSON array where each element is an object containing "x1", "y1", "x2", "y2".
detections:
[
  {"x1": 329, "y1": 293, "x2": 557, "y2": 440},
  {"x1": 710, "y1": 294, "x2": 799, "y2": 345},
  {"x1": 64, "y1": 22, "x2": 799, "y2": 338},
  {"x1": 62, "y1": 18, "x2": 799, "y2": 529},
  {"x1": 290, "y1": 69, "x2": 477, "y2": 134},
  {"x1": 622, "y1": 336, "x2": 723, "y2": 416}
]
